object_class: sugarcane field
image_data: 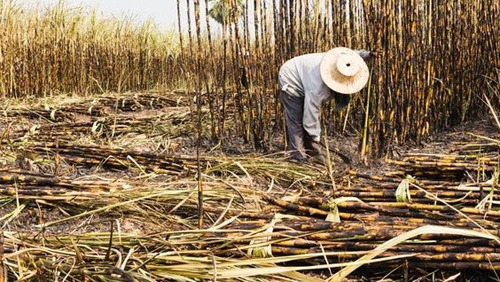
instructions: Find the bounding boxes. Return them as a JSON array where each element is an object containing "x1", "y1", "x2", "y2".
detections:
[{"x1": 0, "y1": 0, "x2": 499, "y2": 281}]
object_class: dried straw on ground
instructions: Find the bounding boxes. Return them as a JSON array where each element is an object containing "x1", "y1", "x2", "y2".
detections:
[{"x1": 1, "y1": 92, "x2": 499, "y2": 281}]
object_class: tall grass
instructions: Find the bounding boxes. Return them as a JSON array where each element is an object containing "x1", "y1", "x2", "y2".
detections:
[
  {"x1": 0, "y1": 0, "x2": 180, "y2": 97},
  {"x1": 1, "y1": 0, "x2": 497, "y2": 157}
]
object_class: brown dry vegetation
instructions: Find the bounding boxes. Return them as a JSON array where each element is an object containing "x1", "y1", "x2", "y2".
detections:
[
  {"x1": 1, "y1": 0, "x2": 498, "y2": 157},
  {"x1": 179, "y1": 0, "x2": 499, "y2": 158},
  {"x1": 0, "y1": 0, "x2": 499, "y2": 281},
  {"x1": 0, "y1": 1, "x2": 181, "y2": 96},
  {"x1": 0, "y1": 91, "x2": 499, "y2": 281}
]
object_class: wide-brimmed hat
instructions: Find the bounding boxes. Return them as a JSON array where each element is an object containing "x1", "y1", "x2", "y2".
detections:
[{"x1": 320, "y1": 47, "x2": 369, "y2": 94}]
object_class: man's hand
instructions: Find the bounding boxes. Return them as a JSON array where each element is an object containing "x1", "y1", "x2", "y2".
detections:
[{"x1": 358, "y1": 49, "x2": 376, "y2": 60}]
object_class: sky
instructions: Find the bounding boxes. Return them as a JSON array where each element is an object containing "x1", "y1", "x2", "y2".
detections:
[{"x1": 29, "y1": 0, "x2": 183, "y2": 30}]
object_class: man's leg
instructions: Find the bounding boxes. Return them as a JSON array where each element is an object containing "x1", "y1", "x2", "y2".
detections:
[
  {"x1": 303, "y1": 134, "x2": 323, "y2": 155},
  {"x1": 281, "y1": 91, "x2": 306, "y2": 161}
]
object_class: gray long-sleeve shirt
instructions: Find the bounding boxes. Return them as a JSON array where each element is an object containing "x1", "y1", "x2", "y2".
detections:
[
  {"x1": 278, "y1": 50, "x2": 370, "y2": 141},
  {"x1": 278, "y1": 53, "x2": 332, "y2": 141}
]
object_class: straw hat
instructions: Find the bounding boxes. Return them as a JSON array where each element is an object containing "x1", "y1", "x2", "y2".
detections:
[{"x1": 320, "y1": 47, "x2": 369, "y2": 94}]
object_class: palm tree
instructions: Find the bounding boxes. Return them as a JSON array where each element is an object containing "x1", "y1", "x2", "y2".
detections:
[{"x1": 208, "y1": 0, "x2": 245, "y2": 26}]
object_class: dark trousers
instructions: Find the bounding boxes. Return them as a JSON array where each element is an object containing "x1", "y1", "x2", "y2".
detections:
[{"x1": 281, "y1": 90, "x2": 308, "y2": 159}]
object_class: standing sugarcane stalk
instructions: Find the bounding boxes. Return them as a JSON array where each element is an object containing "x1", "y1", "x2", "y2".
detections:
[
  {"x1": 194, "y1": 1, "x2": 204, "y2": 229},
  {"x1": 204, "y1": 0, "x2": 219, "y2": 143},
  {"x1": 3, "y1": 0, "x2": 496, "y2": 154},
  {"x1": 360, "y1": 70, "x2": 372, "y2": 161}
]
